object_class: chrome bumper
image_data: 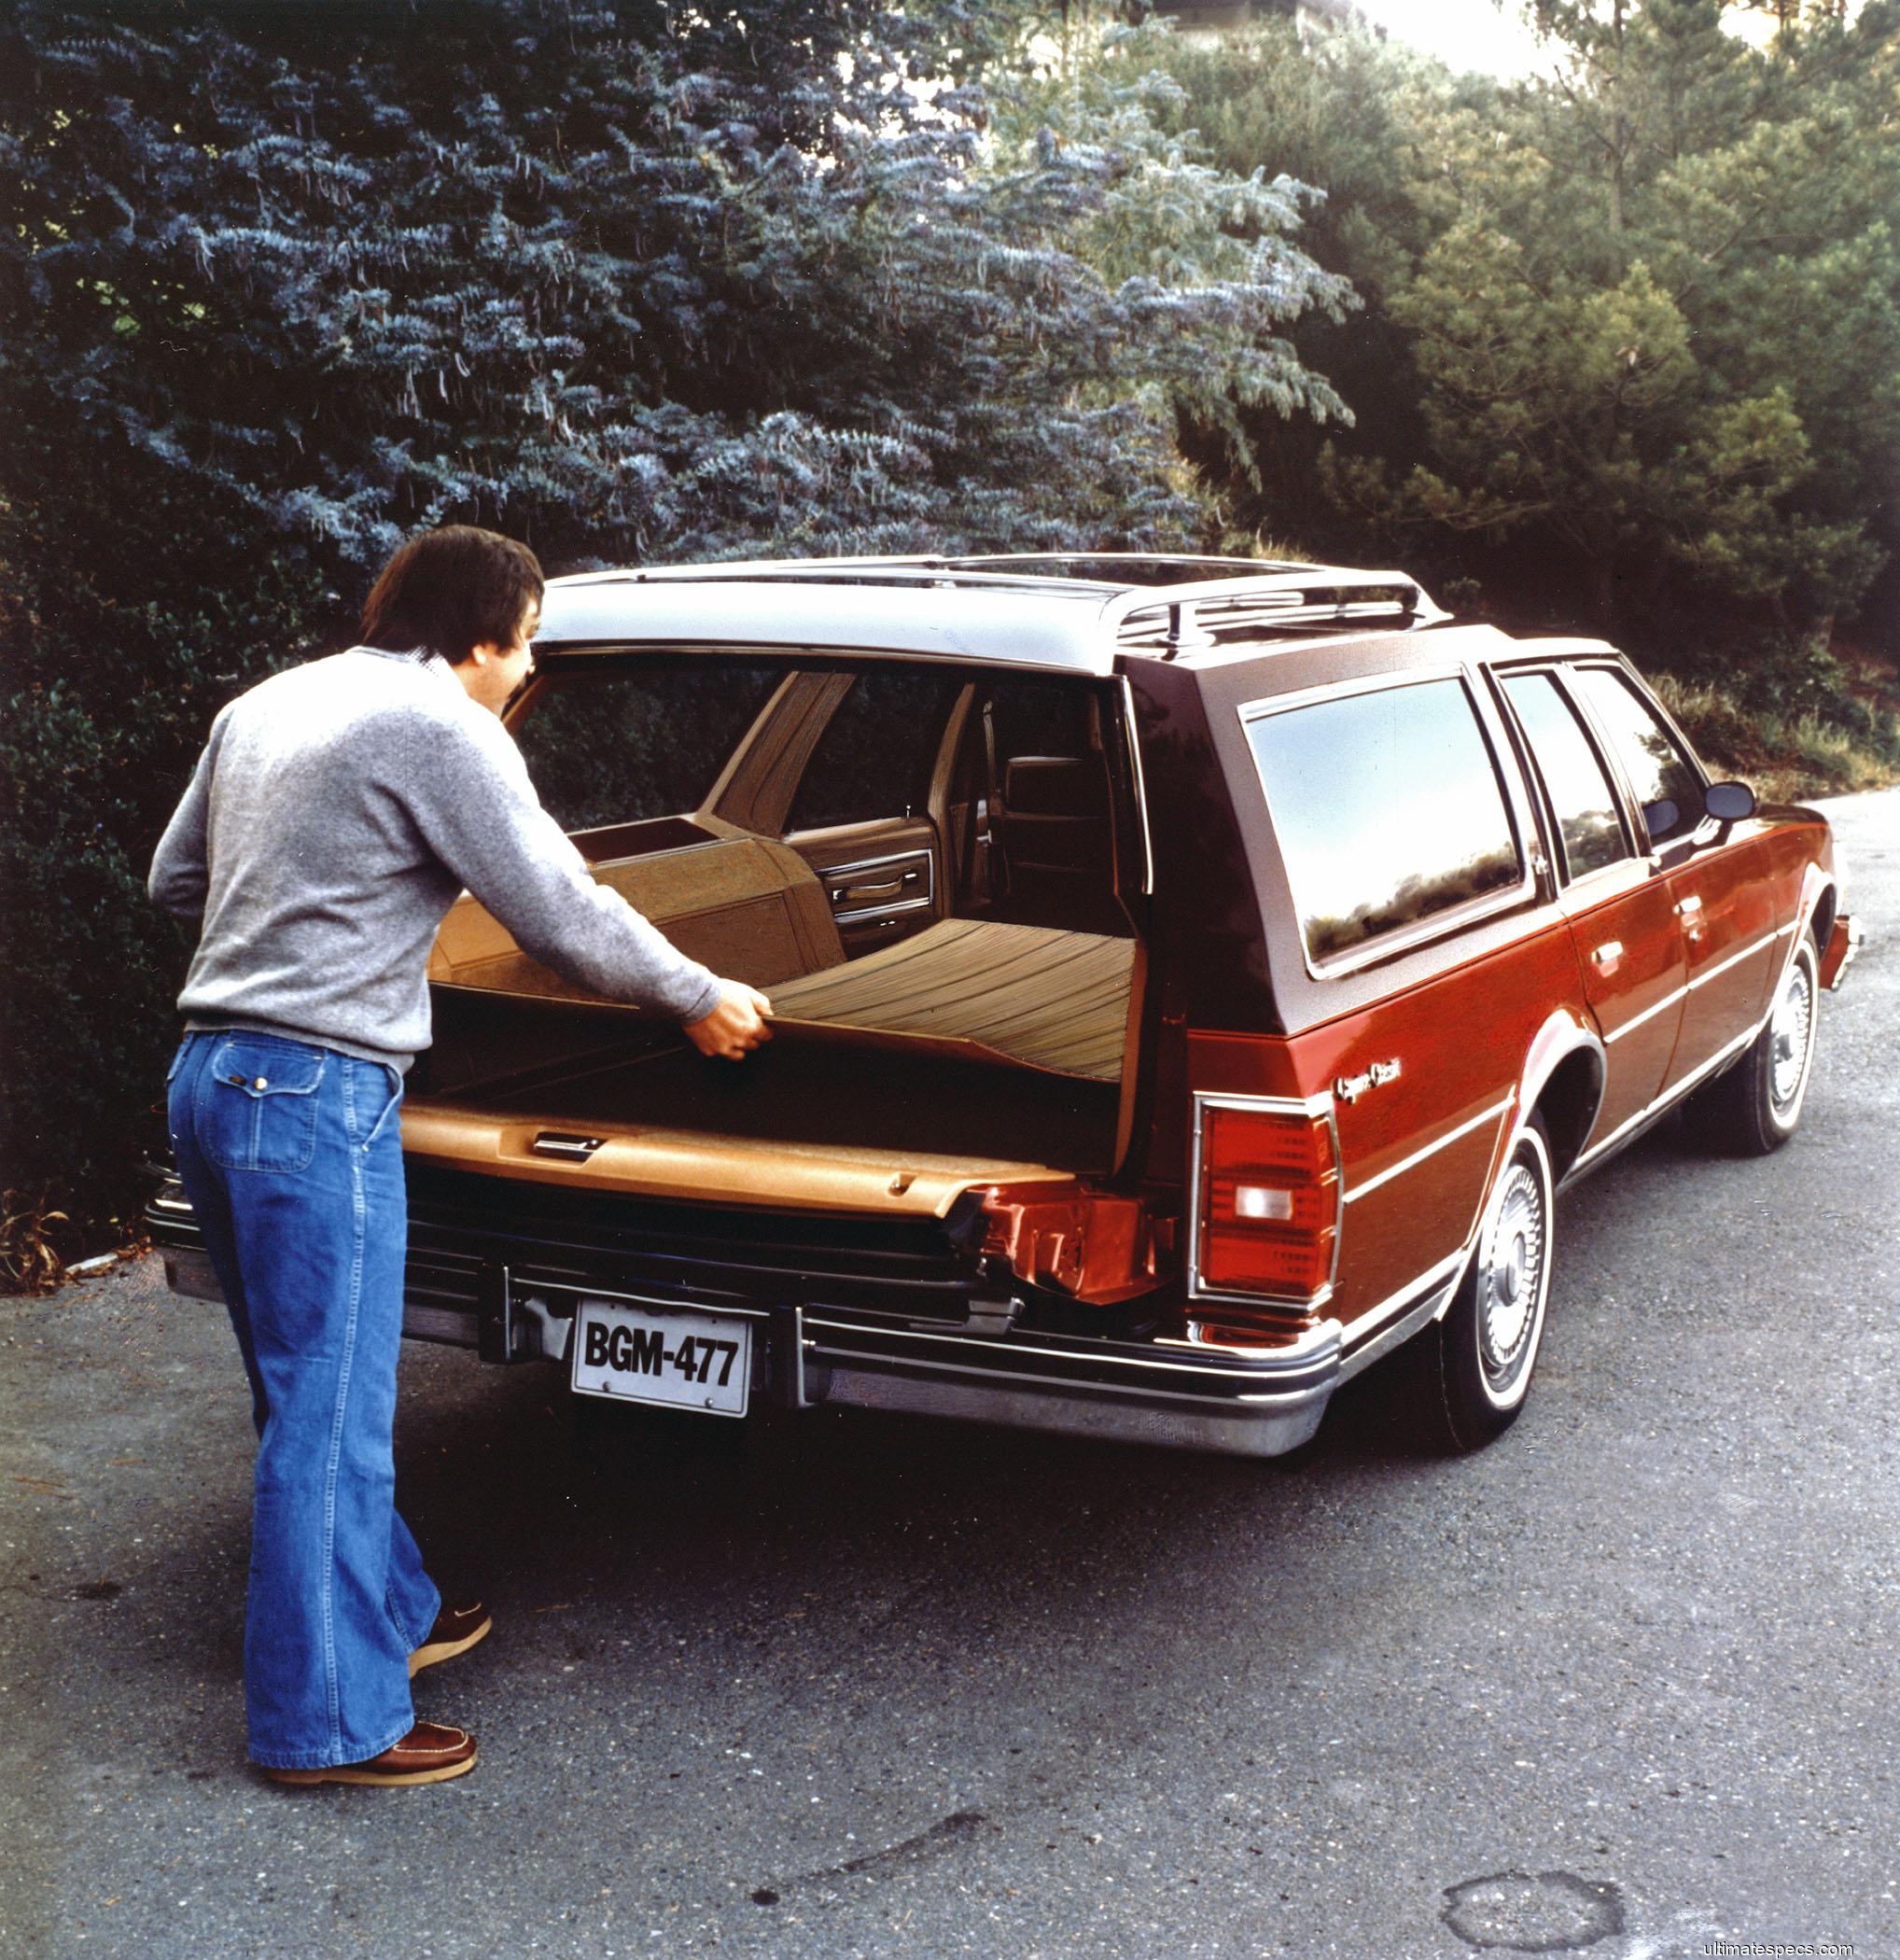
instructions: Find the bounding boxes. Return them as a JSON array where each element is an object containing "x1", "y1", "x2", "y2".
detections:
[
  {"x1": 156, "y1": 1242, "x2": 1340, "y2": 1460},
  {"x1": 800, "y1": 1313, "x2": 1339, "y2": 1458}
]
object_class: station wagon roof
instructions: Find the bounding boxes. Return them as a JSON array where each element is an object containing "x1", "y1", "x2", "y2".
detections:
[{"x1": 537, "y1": 554, "x2": 1449, "y2": 676}]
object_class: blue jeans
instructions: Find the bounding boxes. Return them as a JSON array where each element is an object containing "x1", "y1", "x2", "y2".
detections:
[{"x1": 167, "y1": 1029, "x2": 441, "y2": 1770}]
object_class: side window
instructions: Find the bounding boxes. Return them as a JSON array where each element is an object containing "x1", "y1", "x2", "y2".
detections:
[
  {"x1": 513, "y1": 661, "x2": 786, "y2": 833},
  {"x1": 1247, "y1": 676, "x2": 1524, "y2": 964},
  {"x1": 786, "y1": 670, "x2": 964, "y2": 832},
  {"x1": 1500, "y1": 671, "x2": 1632, "y2": 880},
  {"x1": 1569, "y1": 666, "x2": 1704, "y2": 845}
]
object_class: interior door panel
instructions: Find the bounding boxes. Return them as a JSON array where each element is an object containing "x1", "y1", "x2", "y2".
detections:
[{"x1": 788, "y1": 818, "x2": 943, "y2": 954}]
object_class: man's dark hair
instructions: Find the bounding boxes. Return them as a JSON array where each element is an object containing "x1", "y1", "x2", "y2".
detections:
[{"x1": 360, "y1": 525, "x2": 544, "y2": 664}]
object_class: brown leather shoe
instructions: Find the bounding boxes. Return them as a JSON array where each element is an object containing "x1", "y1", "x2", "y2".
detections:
[
  {"x1": 409, "y1": 1601, "x2": 492, "y2": 1677},
  {"x1": 264, "y1": 1721, "x2": 477, "y2": 1787}
]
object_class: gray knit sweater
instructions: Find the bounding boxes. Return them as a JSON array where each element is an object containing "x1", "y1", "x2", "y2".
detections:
[{"x1": 148, "y1": 646, "x2": 723, "y2": 1066}]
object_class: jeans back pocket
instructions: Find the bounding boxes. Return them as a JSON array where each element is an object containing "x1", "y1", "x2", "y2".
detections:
[{"x1": 198, "y1": 1038, "x2": 328, "y2": 1173}]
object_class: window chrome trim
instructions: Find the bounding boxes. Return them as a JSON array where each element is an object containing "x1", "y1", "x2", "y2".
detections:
[
  {"x1": 1118, "y1": 676, "x2": 1156, "y2": 897},
  {"x1": 1341, "y1": 1096, "x2": 1514, "y2": 1205},
  {"x1": 1236, "y1": 666, "x2": 1539, "y2": 981},
  {"x1": 1234, "y1": 659, "x2": 1470, "y2": 731},
  {"x1": 1187, "y1": 1090, "x2": 1343, "y2": 1310},
  {"x1": 1489, "y1": 661, "x2": 1641, "y2": 887},
  {"x1": 1565, "y1": 660, "x2": 1711, "y2": 853}
]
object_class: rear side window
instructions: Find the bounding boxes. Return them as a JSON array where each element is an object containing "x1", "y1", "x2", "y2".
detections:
[
  {"x1": 1569, "y1": 666, "x2": 1703, "y2": 845},
  {"x1": 786, "y1": 670, "x2": 964, "y2": 832},
  {"x1": 1247, "y1": 676, "x2": 1523, "y2": 963},
  {"x1": 514, "y1": 660, "x2": 786, "y2": 833},
  {"x1": 1500, "y1": 670, "x2": 1631, "y2": 879}
]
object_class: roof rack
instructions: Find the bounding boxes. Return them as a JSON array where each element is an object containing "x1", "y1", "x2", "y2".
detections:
[
  {"x1": 552, "y1": 553, "x2": 1446, "y2": 657},
  {"x1": 1105, "y1": 571, "x2": 1445, "y2": 653}
]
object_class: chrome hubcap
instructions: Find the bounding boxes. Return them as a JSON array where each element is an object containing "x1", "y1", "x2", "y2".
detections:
[
  {"x1": 1478, "y1": 1165, "x2": 1545, "y2": 1393},
  {"x1": 1769, "y1": 960, "x2": 1814, "y2": 1113}
]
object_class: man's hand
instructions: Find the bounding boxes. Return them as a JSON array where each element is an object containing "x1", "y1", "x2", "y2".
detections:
[{"x1": 683, "y1": 979, "x2": 774, "y2": 1059}]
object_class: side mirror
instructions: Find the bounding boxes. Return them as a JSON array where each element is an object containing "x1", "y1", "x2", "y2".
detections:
[{"x1": 1704, "y1": 780, "x2": 1755, "y2": 823}]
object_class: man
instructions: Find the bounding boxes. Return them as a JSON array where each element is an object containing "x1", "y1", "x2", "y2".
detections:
[{"x1": 149, "y1": 525, "x2": 770, "y2": 1787}]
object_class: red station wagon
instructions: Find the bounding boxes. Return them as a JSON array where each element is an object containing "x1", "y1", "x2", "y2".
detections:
[{"x1": 151, "y1": 555, "x2": 1861, "y2": 1455}]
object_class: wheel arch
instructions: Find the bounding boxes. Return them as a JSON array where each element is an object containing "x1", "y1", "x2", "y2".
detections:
[
  {"x1": 1517, "y1": 1011, "x2": 1605, "y2": 1183},
  {"x1": 1433, "y1": 1013, "x2": 1601, "y2": 1328}
]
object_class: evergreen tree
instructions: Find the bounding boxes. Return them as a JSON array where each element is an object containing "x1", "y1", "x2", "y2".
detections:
[{"x1": 1148, "y1": 1, "x2": 1900, "y2": 646}]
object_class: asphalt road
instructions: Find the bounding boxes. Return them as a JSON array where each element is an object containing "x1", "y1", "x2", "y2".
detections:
[{"x1": 4, "y1": 789, "x2": 1896, "y2": 1960}]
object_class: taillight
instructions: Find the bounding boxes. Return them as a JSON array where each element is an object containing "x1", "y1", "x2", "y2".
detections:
[{"x1": 1194, "y1": 1097, "x2": 1340, "y2": 1303}]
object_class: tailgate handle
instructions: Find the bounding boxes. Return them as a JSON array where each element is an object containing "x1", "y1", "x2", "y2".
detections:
[{"x1": 534, "y1": 1132, "x2": 607, "y2": 1161}]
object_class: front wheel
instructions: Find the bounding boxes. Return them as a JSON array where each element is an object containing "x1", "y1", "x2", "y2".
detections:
[
  {"x1": 1423, "y1": 1116, "x2": 1556, "y2": 1452},
  {"x1": 1685, "y1": 937, "x2": 1819, "y2": 1156}
]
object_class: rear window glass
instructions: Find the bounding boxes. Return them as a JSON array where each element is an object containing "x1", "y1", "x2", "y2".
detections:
[
  {"x1": 1247, "y1": 677, "x2": 1523, "y2": 962},
  {"x1": 786, "y1": 670, "x2": 964, "y2": 832},
  {"x1": 1501, "y1": 670, "x2": 1631, "y2": 879},
  {"x1": 512, "y1": 661, "x2": 786, "y2": 833}
]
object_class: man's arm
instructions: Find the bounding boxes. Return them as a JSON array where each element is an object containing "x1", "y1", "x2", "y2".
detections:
[
  {"x1": 402, "y1": 707, "x2": 733, "y2": 1025},
  {"x1": 147, "y1": 713, "x2": 228, "y2": 923}
]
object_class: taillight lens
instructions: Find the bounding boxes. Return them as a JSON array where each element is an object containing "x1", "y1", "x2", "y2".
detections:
[{"x1": 1197, "y1": 1100, "x2": 1339, "y2": 1300}]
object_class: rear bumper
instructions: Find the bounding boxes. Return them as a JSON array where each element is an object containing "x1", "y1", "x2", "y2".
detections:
[
  {"x1": 150, "y1": 1193, "x2": 1338, "y2": 1459},
  {"x1": 1820, "y1": 913, "x2": 1861, "y2": 992}
]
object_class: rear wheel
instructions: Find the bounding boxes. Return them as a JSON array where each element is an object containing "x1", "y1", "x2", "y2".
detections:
[
  {"x1": 1685, "y1": 937, "x2": 1818, "y2": 1156},
  {"x1": 1424, "y1": 1116, "x2": 1556, "y2": 1452}
]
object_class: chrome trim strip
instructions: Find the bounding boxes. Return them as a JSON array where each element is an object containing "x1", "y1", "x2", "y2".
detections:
[
  {"x1": 832, "y1": 895, "x2": 933, "y2": 926},
  {"x1": 1338, "y1": 1248, "x2": 1466, "y2": 1348},
  {"x1": 1600, "y1": 923, "x2": 1789, "y2": 1044},
  {"x1": 1601, "y1": 981, "x2": 1689, "y2": 1043},
  {"x1": 803, "y1": 1313, "x2": 1341, "y2": 1383},
  {"x1": 1572, "y1": 1020, "x2": 1759, "y2": 1172},
  {"x1": 1118, "y1": 676, "x2": 1156, "y2": 897},
  {"x1": 809, "y1": 1343, "x2": 1333, "y2": 1408},
  {"x1": 817, "y1": 847, "x2": 935, "y2": 925},
  {"x1": 1341, "y1": 1098, "x2": 1513, "y2": 1205},
  {"x1": 1685, "y1": 923, "x2": 1788, "y2": 991},
  {"x1": 1185, "y1": 1090, "x2": 1343, "y2": 1309},
  {"x1": 1335, "y1": 1269, "x2": 1464, "y2": 1384},
  {"x1": 1234, "y1": 658, "x2": 1471, "y2": 727}
]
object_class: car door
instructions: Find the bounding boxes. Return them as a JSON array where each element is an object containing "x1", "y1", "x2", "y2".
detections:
[
  {"x1": 1495, "y1": 666, "x2": 1686, "y2": 1146},
  {"x1": 777, "y1": 667, "x2": 966, "y2": 956},
  {"x1": 1566, "y1": 665, "x2": 1779, "y2": 1098}
]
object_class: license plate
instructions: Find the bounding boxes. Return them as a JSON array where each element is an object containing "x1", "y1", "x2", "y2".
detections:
[{"x1": 569, "y1": 1297, "x2": 752, "y2": 1416}]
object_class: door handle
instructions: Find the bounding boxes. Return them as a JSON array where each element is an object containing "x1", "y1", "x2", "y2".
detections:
[
  {"x1": 1592, "y1": 940, "x2": 1624, "y2": 972},
  {"x1": 1675, "y1": 894, "x2": 1703, "y2": 917},
  {"x1": 831, "y1": 870, "x2": 919, "y2": 904}
]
